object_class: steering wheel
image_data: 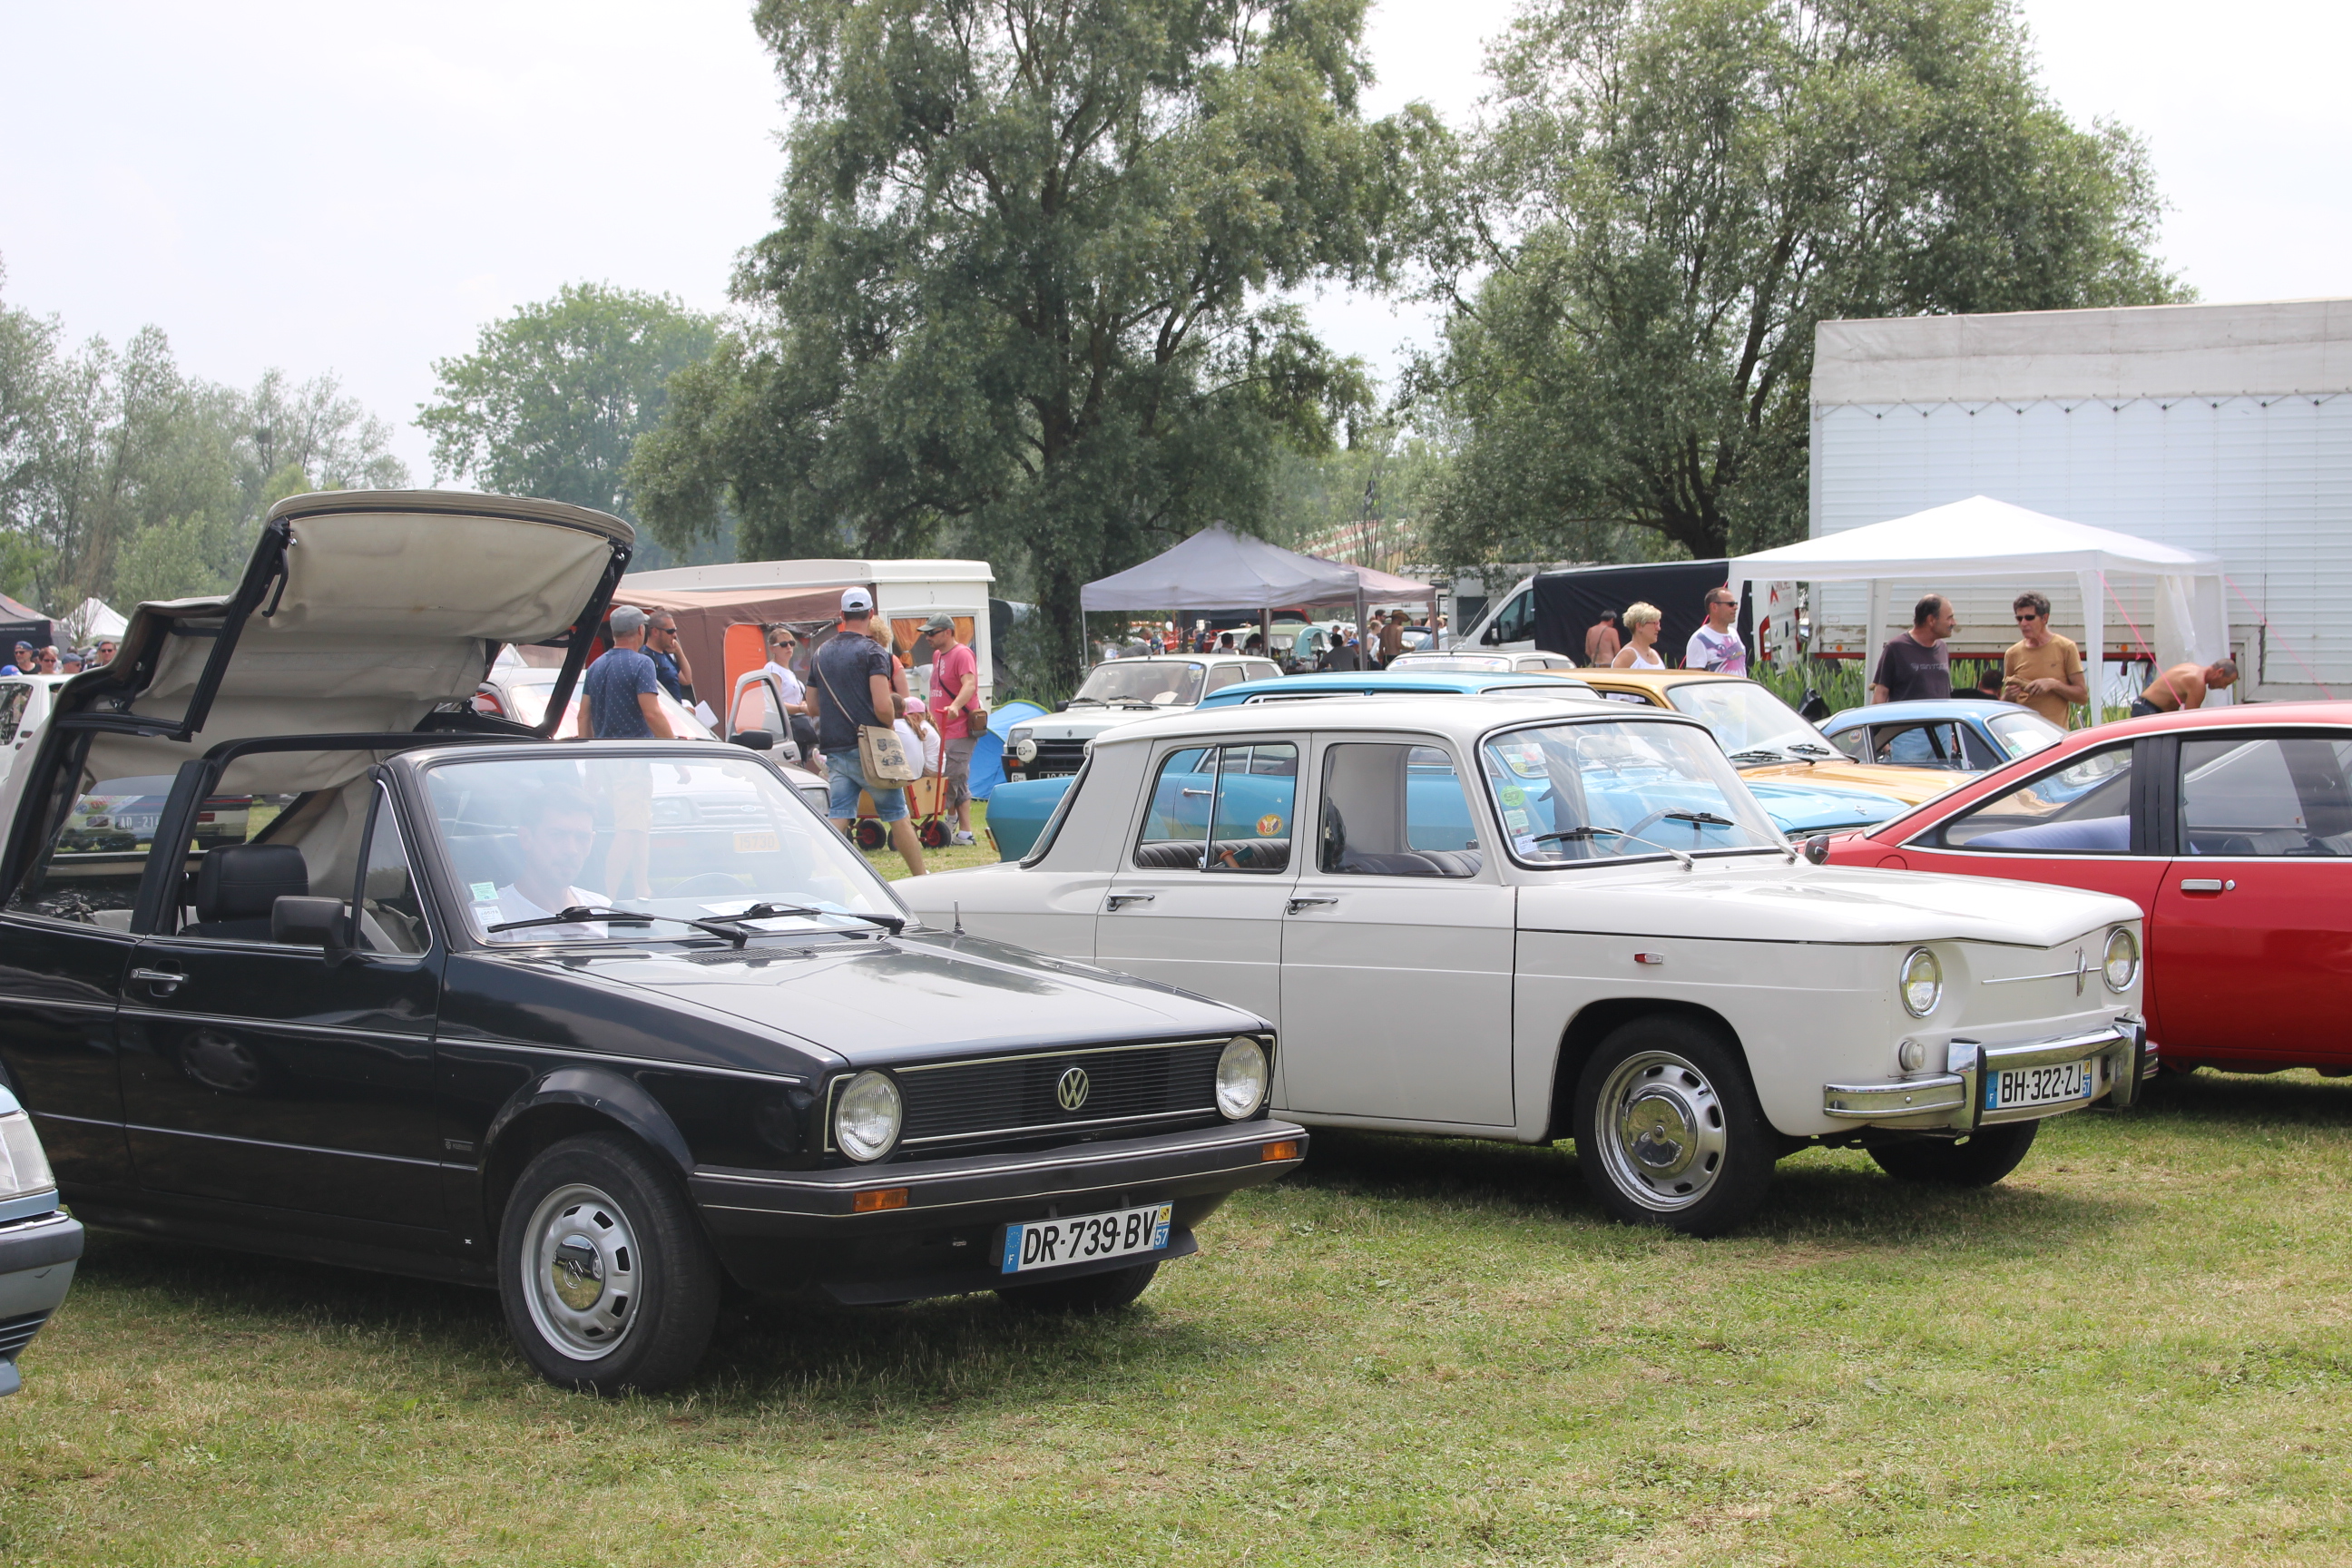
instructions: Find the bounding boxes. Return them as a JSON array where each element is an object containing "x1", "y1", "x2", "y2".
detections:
[{"x1": 1608, "y1": 808, "x2": 1685, "y2": 851}]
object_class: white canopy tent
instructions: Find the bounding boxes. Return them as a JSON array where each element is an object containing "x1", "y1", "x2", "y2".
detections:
[
  {"x1": 1081, "y1": 524, "x2": 1436, "y2": 657},
  {"x1": 59, "y1": 597, "x2": 129, "y2": 644},
  {"x1": 1729, "y1": 497, "x2": 2230, "y2": 705}
]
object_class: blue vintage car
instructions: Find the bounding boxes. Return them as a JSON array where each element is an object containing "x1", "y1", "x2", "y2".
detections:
[
  {"x1": 1818, "y1": 699, "x2": 2068, "y2": 772},
  {"x1": 985, "y1": 671, "x2": 1911, "y2": 858}
]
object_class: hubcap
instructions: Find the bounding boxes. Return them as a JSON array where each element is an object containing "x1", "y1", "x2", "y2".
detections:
[
  {"x1": 522, "y1": 1183, "x2": 643, "y2": 1361},
  {"x1": 1594, "y1": 1050, "x2": 1730, "y2": 1211}
]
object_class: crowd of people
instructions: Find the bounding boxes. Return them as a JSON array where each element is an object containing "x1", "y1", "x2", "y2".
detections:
[{"x1": 1, "y1": 636, "x2": 117, "y2": 676}]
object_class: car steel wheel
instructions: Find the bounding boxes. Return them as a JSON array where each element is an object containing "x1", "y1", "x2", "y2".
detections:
[
  {"x1": 521, "y1": 1182, "x2": 644, "y2": 1361},
  {"x1": 1592, "y1": 1049, "x2": 1730, "y2": 1212}
]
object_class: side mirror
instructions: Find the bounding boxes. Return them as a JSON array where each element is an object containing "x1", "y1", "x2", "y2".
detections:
[
  {"x1": 1055, "y1": 700, "x2": 1071, "y2": 711},
  {"x1": 1481, "y1": 623, "x2": 1502, "y2": 645},
  {"x1": 732, "y1": 728, "x2": 775, "y2": 751},
  {"x1": 272, "y1": 896, "x2": 353, "y2": 964}
]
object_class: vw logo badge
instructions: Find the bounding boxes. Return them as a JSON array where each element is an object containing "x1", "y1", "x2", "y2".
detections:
[{"x1": 1055, "y1": 1066, "x2": 1091, "y2": 1112}]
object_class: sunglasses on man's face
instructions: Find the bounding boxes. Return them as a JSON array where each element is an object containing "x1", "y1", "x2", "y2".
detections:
[{"x1": 2015, "y1": 613, "x2": 2043, "y2": 623}]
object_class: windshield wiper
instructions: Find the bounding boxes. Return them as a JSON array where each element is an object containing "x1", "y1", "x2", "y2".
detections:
[
  {"x1": 1662, "y1": 810, "x2": 1738, "y2": 828},
  {"x1": 698, "y1": 901, "x2": 906, "y2": 936},
  {"x1": 1727, "y1": 748, "x2": 1788, "y2": 765},
  {"x1": 1530, "y1": 826, "x2": 1694, "y2": 870},
  {"x1": 486, "y1": 906, "x2": 750, "y2": 947},
  {"x1": 1786, "y1": 742, "x2": 1837, "y2": 758}
]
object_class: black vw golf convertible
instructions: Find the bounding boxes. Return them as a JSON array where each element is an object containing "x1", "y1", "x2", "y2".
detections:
[{"x1": 0, "y1": 492, "x2": 1302, "y2": 1392}]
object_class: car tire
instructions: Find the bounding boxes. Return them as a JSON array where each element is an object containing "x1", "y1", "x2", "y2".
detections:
[
  {"x1": 996, "y1": 1259, "x2": 1160, "y2": 1315},
  {"x1": 497, "y1": 1132, "x2": 720, "y2": 1395},
  {"x1": 1869, "y1": 1121, "x2": 2039, "y2": 1188},
  {"x1": 1573, "y1": 1017, "x2": 1774, "y2": 1237}
]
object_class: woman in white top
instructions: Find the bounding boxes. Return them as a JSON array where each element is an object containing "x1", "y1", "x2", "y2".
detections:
[{"x1": 1612, "y1": 602, "x2": 1667, "y2": 670}]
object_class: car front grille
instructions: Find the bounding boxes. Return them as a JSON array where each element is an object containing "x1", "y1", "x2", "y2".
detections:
[
  {"x1": 0, "y1": 1310, "x2": 51, "y2": 1361},
  {"x1": 1024, "y1": 739, "x2": 1090, "y2": 776},
  {"x1": 870, "y1": 1036, "x2": 1237, "y2": 1154}
]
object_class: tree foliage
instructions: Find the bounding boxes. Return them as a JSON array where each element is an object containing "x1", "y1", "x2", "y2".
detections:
[
  {"x1": 1412, "y1": 0, "x2": 2186, "y2": 567},
  {"x1": 418, "y1": 283, "x2": 721, "y2": 564},
  {"x1": 0, "y1": 263, "x2": 406, "y2": 612},
  {"x1": 632, "y1": 0, "x2": 1423, "y2": 675}
]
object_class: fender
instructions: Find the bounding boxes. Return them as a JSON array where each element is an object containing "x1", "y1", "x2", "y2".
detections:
[{"x1": 483, "y1": 1064, "x2": 698, "y2": 1180}]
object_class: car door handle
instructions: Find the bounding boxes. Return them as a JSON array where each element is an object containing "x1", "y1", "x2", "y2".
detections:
[
  {"x1": 130, "y1": 967, "x2": 185, "y2": 994},
  {"x1": 1179, "y1": 788, "x2": 1211, "y2": 797},
  {"x1": 1286, "y1": 897, "x2": 1338, "y2": 914},
  {"x1": 2179, "y1": 877, "x2": 2234, "y2": 893},
  {"x1": 1105, "y1": 894, "x2": 1156, "y2": 910}
]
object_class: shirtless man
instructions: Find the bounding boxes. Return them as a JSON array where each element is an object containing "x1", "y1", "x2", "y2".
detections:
[{"x1": 2130, "y1": 658, "x2": 2238, "y2": 717}]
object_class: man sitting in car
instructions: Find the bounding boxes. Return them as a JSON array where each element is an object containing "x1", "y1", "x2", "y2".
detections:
[{"x1": 477, "y1": 783, "x2": 612, "y2": 942}]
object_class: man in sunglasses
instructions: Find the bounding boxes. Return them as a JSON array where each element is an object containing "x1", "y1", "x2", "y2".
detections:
[{"x1": 2000, "y1": 591, "x2": 2086, "y2": 727}]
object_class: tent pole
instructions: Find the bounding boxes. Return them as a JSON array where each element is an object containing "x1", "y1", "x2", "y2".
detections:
[
  {"x1": 1259, "y1": 607, "x2": 1271, "y2": 660},
  {"x1": 2077, "y1": 570, "x2": 2103, "y2": 728},
  {"x1": 1354, "y1": 586, "x2": 1367, "y2": 667}
]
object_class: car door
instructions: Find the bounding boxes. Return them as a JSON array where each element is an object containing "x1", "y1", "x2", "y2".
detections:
[
  {"x1": 0, "y1": 762, "x2": 153, "y2": 1191},
  {"x1": 1896, "y1": 735, "x2": 2168, "y2": 907},
  {"x1": 1277, "y1": 737, "x2": 1517, "y2": 1125},
  {"x1": 2153, "y1": 729, "x2": 2352, "y2": 1064},
  {"x1": 118, "y1": 779, "x2": 446, "y2": 1226},
  {"x1": 1094, "y1": 739, "x2": 1300, "y2": 1026}
]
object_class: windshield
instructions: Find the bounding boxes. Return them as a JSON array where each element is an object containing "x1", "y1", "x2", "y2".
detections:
[
  {"x1": 1986, "y1": 709, "x2": 2066, "y2": 759},
  {"x1": 1661, "y1": 681, "x2": 1835, "y2": 761},
  {"x1": 422, "y1": 751, "x2": 902, "y2": 945},
  {"x1": 1480, "y1": 720, "x2": 1783, "y2": 866},
  {"x1": 1073, "y1": 662, "x2": 1205, "y2": 708}
]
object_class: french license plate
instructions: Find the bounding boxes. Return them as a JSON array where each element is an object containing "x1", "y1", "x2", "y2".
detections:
[
  {"x1": 1985, "y1": 1058, "x2": 2098, "y2": 1112},
  {"x1": 1000, "y1": 1203, "x2": 1171, "y2": 1275}
]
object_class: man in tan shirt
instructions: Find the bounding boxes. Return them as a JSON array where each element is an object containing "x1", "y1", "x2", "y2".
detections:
[{"x1": 2001, "y1": 591, "x2": 2087, "y2": 726}]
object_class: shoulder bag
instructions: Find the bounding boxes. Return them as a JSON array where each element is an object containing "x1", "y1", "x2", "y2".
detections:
[{"x1": 817, "y1": 648, "x2": 920, "y2": 786}]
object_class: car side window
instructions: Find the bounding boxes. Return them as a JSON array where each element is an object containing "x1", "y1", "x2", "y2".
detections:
[
  {"x1": 1916, "y1": 743, "x2": 2136, "y2": 854},
  {"x1": 1877, "y1": 720, "x2": 1968, "y2": 769},
  {"x1": 1483, "y1": 590, "x2": 1534, "y2": 645},
  {"x1": 1134, "y1": 742, "x2": 1297, "y2": 872},
  {"x1": 2180, "y1": 735, "x2": 2352, "y2": 858},
  {"x1": 1204, "y1": 667, "x2": 1244, "y2": 694},
  {"x1": 1318, "y1": 743, "x2": 1481, "y2": 877},
  {"x1": 1828, "y1": 728, "x2": 1869, "y2": 761},
  {"x1": 0, "y1": 684, "x2": 28, "y2": 744},
  {"x1": 356, "y1": 788, "x2": 430, "y2": 954}
]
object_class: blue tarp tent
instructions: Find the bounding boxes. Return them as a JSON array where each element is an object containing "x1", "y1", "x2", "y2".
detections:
[{"x1": 969, "y1": 700, "x2": 1045, "y2": 799}]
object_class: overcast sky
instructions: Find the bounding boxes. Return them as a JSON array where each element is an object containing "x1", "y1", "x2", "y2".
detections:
[{"x1": 3, "y1": 0, "x2": 2346, "y2": 483}]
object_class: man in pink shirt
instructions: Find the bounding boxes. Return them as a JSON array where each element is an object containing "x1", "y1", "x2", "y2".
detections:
[{"x1": 922, "y1": 613, "x2": 981, "y2": 846}]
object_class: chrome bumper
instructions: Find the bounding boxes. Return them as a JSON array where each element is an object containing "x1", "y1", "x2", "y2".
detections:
[{"x1": 1823, "y1": 1021, "x2": 2145, "y2": 1128}]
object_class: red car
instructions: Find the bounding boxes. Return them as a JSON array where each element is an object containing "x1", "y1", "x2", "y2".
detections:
[{"x1": 1820, "y1": 702, "x2": 2352, "y2": 1077}]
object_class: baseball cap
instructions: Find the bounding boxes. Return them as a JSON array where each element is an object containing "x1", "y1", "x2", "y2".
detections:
[
  {"x1": 840, "y1": 587, "x2": 875, "y2": 615},
  {"x1": 920, "y1": 612, "x2": 955, "y2": 633},
  {"x1": 608, "y1": 604, "x2": 649, "y2": 637}
]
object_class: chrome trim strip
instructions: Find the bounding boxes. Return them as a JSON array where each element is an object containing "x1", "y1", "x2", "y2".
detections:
[
  {"x1": 430, "y1": 1036, "x2": 812, "y2": 1087},
  {"x1": 1980, "y1": 969, "x2": 2082, "y2": 985},
  {"x1": 892, "y1": 1035, "x2": 1241, "y2": 1075},
  {"x1": 121, "y1": 1121, "x2": 445, "y2": 1168},
  {"x1": 0, "y1": 995, "x2": 114, "y2": 1015},
  {"x1": 700, "y1": 1124, "x2": 1289, "y2": 1191},
  {"x1": 119, "y1": 1007, "x2": 429, "y2": 1043}
]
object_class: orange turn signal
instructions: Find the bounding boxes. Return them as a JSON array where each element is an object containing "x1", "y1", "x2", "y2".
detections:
[
  {"x1": 1260, "y1": 1140, "x2": 1301, "y2": 1162},
  {"x1": 851, "y1": 1187, "x2": 909, "y2": 1212}
]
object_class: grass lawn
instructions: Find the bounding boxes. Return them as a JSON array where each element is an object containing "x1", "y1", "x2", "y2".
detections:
[{"x1": 4, "y1": 1069, "x2": 2349, "y2": 1565}]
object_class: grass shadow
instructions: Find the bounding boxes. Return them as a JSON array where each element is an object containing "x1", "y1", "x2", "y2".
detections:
[
  {"x1": 1287, "y1": 1125, "x2": 2138, "y2": 1256},
  {"x1": 67, "y1": 1224, "x2": 1230, "y2": 1418},
  {"x1": 2137, "y1": 1067, "x2": 2352, "y2": 1128}
]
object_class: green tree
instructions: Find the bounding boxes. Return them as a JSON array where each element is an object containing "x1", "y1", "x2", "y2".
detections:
[
  {"x1": 0, "y1": 261, "x2": 406, "y2": 611},
  {"x1": 1413, "y1": 0, "x2": 2186, "y2": 568},
  {"x1": 419, "y1": 283, "x2": 720, "y2": 563},
  {"x1": 632, "y1": 0, "x2": 1422, "y2": 675}
]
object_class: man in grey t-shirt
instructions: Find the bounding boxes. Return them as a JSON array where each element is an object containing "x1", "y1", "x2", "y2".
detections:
[{"x1": 1870, "y1": 594, "x2": 1956, "y2": 704}]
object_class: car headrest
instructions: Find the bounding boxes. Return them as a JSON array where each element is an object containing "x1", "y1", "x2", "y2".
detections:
[{"x1": 195, "y1": 844, "x2": 309, "y2": 922}]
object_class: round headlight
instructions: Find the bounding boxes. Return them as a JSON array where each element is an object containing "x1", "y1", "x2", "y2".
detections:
[
  {"x1": 2103, "y1": 926, "x2": 2140, "y2": 993},
  {"x1": 1215, "y1": 1036, "x2": 1269, "y2": 1120},
  {"x1": 1899, "y1": 946, "x2": 1943, "y2": 1017},
  {"x1": 832, "y1": 1070, "x2": 903, "y2": 1162}
]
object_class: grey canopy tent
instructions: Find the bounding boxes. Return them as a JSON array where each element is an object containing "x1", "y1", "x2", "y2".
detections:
[{"x1": 1080, "y1": 524, "x2": 1436, "y2": 659}]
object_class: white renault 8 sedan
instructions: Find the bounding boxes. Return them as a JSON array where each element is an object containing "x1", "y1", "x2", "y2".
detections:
[{"x1": 904, "y1": 696, "x2": 2149, "y2": 1235}]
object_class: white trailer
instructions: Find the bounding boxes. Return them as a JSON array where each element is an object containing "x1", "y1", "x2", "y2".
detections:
[{"x1": 1808, "y1": 299, "x2": 2352, "y2": 699}]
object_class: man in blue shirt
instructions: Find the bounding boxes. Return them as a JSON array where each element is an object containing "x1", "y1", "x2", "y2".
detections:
[
  {"x1": 810, "y1": 587, "x2": 924, "y2": 875},
  {"x1": 644, "y1": 612, "x2": 693, "y2": 703},
  {"x1": 580, "y1": 605, "x2": 675, "y2": 899}
]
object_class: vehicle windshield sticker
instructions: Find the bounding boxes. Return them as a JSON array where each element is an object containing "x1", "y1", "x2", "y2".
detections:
[
  {"x1": 1256, "y1": 813, "x2": 1283, "y2": 837},
  {"x1": 1503, "y1": 742, "x2": 1549, "y2": 778},
  {"x1": 470, "y1": 882, "x2": 497, "y2": 900},
  {"x1": 1504, "y1": 808, "x2": 1530, "y2": 831},
  {"x1": 1497, "y1": 783, "x2": 1527, "y2": 807}
]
